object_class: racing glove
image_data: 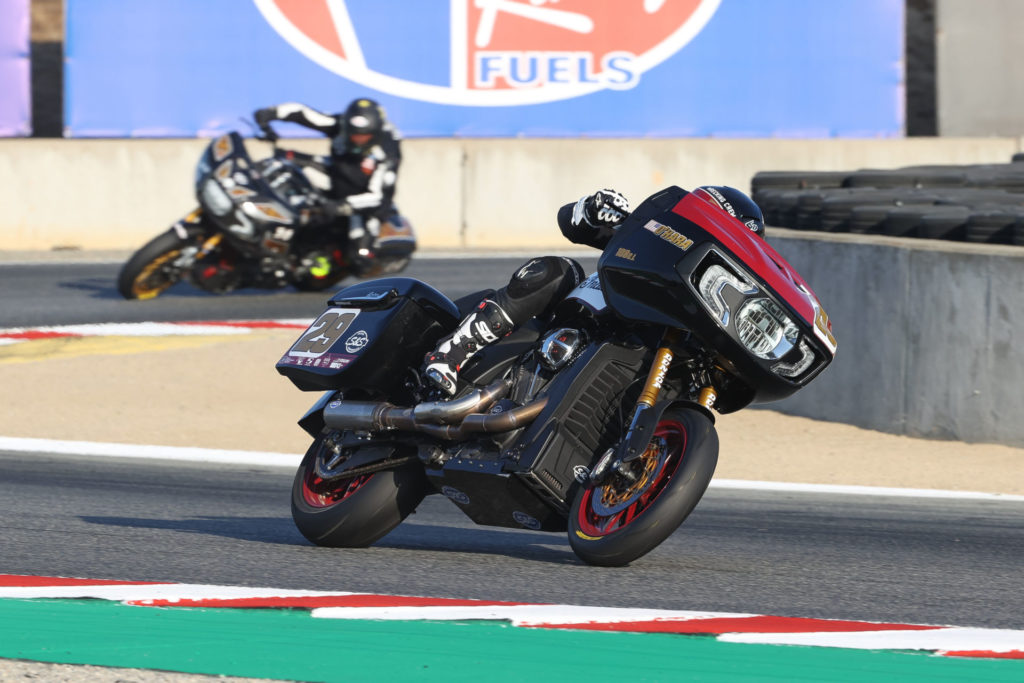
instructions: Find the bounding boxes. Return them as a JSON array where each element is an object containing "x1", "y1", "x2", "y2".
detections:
[
  {"x1": 253, "y1": 107, "x2": 279, "y2": 141},
  {"x1": 573, "y1": 189, "x2": 631, "y2": 229},
  {"x1": 253, "y1": 107, "x2": 276, "y2": 127}
]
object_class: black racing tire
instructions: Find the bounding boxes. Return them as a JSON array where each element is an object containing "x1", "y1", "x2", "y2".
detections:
[
  {"x1": 568, "y1": 407, "x2": 719, "y2": 567},
  {"x1": 291, "y1": 432, "x2": 430, "y2": 547},
  {"x1": 117, "y1": 229, "x2": 190, "y2": 300}
]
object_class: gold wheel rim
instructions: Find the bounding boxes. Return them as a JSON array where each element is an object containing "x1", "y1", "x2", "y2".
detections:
[
  {"x1": 131, "y1": 249, "x2": 182, "y2": 300},
  {"x1": 599, "y1": 442, "x2": 661, "y2": 507}
]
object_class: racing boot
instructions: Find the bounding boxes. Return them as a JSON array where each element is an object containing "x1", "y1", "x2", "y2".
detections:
[
  {"x1": 422, "y1": 299, "x2": 514, "y2": 395},
  {"x1": 346, "y1": 215, "x2": 378, "y2": 276}
]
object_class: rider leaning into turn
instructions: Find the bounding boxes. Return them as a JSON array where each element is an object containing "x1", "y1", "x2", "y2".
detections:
[
  {"x1": 422, "y1": 185, "x2": 767, "y2": 395},
  {"x1": 253, "y1": 98, "x2": 402, "y2": 274}
]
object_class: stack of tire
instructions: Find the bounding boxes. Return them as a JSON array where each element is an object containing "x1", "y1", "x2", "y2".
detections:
[{"x1": 751, "y1": 156, "x2": 1024, "y2": 244}]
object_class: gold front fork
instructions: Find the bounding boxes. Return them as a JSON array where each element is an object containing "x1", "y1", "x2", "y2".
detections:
[
  {"x1": 637, "y1": 328, "x2": 680, "y2": 408},
  {"x1": 635, "y1": 328, "x2": 717, "y2": 412},
  {"x1": 197, "y1": 233, "x2": 222, "y2": 258}
]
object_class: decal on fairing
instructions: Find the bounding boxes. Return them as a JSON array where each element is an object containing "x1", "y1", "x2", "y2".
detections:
[
  {"x1": 212, "y1": 134, "x2": 233, "y2": 162},
  {"x1": 798, "y1": 284, "x2": 838, "y2": 354},
  {"x1": 564, "y1": 272, "x2": 606, "y2": 312},
  {"x1": 228, "y1": 187, "x2": 257, "y2": 199},
  {"x1": 215, "y1": 160, "x2": 233, "y2": 180},
  {"x1": 615, "y1": 247, "x2": 636, "y2": 261},
  {"x1": 644, "y1": 218, "x2": 694, "y2": 251},
  {"x1": 344, "y1": 330, "x2": 370, "y2": 354},
  {"x1": 284, "y1": 308, "x2": 361, "y2": 359},
  {"x1": 512, "y1": 511, "x2": 542, "y2": 530},
  {"x1": 249, "y1": 202, "x2": 293, "y2": 223},
  {"x1": 441, "y1": 486, "x2": 470, "y2": 505}
]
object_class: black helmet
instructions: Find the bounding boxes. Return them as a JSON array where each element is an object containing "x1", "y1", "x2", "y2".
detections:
[
  {"x1": 693, "y1": 185, "x2": 766, "y2": 238},
  {"x1": 342, "y1": 98, "x2": 384, "y2": 152}
]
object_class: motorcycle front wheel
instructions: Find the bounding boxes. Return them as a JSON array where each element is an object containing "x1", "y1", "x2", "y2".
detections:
[
  {"x1": 291, "y1": 431, "x2": 430, "y2": 547},
  {"x1": 568, "y1": 406, "x2": 719, "y2": 566},
  {"x1": 117, "y1": 229, "x2": 191, "y2": 300}
]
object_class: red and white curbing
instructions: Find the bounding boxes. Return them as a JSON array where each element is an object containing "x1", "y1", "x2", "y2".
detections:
[
  {"x1": 1, "y1": 574, "x2": 1021, "y2": 660},
  {"x1": 0, "y1": 320, "x2": 310, "y2": 345}
]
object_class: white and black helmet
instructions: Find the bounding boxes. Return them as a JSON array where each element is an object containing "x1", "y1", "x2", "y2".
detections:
[{"x1": 693, "y1": 185, "x2": 766, "y2": 238}]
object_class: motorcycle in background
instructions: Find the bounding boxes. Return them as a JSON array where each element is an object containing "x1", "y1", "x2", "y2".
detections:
[
  {"x1": 276, "y1": 185, "x2": 837, "y2": 566},
  {"x1": 117, "y1": 129, "x2": 415, "y2": 300}
]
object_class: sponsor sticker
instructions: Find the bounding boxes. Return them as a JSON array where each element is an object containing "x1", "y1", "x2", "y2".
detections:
[
  {"x1": 565, "y1": 272, "x2": 607, "y2": 312},
  {"x1": 441, "y1": 486, "x2": 471, "y2": 505},
  {"x1": 644, "y1": 218, "x2": 694, "y2": 251},
  {"x1": 512, "y1": 510, "x2": 542, "y2": 530},
  {"x1": 344, "y1": 330, "x2": 370, "y2": 354}
]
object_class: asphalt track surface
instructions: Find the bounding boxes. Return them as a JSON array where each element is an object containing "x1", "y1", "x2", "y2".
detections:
[
  {"x1": 0, "y1": 253, "x2": 599, "y2": 327},
  {"x1": 2, "y1": 257, "x2": 1023, "y2": 633}
]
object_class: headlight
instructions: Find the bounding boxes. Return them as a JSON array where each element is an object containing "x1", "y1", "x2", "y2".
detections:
[
  {"x1": 772, "y1": 339, "x2": 816, "y2": 378},
  {"x1": 735, "y1": 298, "x2": 799, "y2": 360},
  {"x1": 200, "y1": 179, "x2": 233, "y2": 216},
  {"x1": 697, "y1": 264, "x2": 758, "y2": 326}
]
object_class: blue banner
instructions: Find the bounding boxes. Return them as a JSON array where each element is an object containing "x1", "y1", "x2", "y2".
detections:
[
  {"x1": 65, "y1": 0, "x2": 904, "y2": 138},
  {"x1": 0, "y1": 0, "x2": 30, "y2": 137}
]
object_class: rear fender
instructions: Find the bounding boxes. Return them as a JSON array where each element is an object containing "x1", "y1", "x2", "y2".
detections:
[{"x1": 298, "y1": 390, "x2": 339, "y2": 438}]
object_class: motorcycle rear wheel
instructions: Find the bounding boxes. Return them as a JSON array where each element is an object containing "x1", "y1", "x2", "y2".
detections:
[
  {"x1": 291, "y1": 432, "x2": 430, "y2": 547},
  {"x1": 568, "y1": 407, "x2": 719, "y2": 566},
  {"x1": 117, "y1": 229, "x2": 190, "y2": 300}
]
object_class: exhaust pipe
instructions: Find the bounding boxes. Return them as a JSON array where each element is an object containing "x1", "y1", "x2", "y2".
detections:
[
  {"x1": 416, "y1": 397, "x2": 549, "y2": 440},
  {"x1": 322, "y1": 378, "x2": 515, "y2": 435}
]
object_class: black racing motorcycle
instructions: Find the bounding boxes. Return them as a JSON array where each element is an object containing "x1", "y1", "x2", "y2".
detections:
[
  {"x1": 117, "y1": 131, "x2": 415, "y2": 300},
  {"x1": 276, "y1": 185, "x2": 838, "y2": 566}
]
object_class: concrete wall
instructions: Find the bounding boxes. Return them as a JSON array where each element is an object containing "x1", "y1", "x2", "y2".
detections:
[
  {"x1": 936, "y1": 0, "x2": 1024, "y2": 136},
  {"x1": 769, "y1": 231, "x2": 1024, "y2": 447},
  {"x1": 2, "y1": 136, "x2": 1022, "y2": 251}
]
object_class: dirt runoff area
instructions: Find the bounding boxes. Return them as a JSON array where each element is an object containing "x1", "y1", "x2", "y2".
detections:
[{"x1": 1, "y1": 329, "x2": 1022, "y2": 496}]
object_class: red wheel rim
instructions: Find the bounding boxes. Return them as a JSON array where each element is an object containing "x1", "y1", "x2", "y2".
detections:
[
  {"x1": 576, "y1": 419, "x2": 687, "y2": 537},
  {"x1": 301, "y1": 468, "x2": 374, "y2": 508}
]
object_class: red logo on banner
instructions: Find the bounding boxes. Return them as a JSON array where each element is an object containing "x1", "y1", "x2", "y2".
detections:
[{"x1": 255, "y1": 0, "x2": 720, "y2": 105}]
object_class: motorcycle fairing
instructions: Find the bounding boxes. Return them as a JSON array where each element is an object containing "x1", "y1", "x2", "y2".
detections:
[
  {"x1": 598, "y1": 186, "x2": 835, "y2": 406},
  {"x1": 195, "y1": 132, "x2": 296, "y2": 255}
]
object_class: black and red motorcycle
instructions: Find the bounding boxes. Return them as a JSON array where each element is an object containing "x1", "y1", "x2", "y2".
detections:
[
  {"x1": 117, "y1": 131, "x2": 415, "y2": 300},
  {"x1": 276, "y1": 185, "x2": 838, "y2": 566}
]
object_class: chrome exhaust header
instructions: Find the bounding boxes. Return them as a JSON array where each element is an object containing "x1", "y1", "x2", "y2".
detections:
[{"x1": 321, "y1": 378, "x2": 532, "y2": 439}]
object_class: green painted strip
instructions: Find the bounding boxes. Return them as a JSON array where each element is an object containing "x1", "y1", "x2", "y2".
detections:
[{"x1": 0, "y1": 599, "x2": 1021, "y2": 682}]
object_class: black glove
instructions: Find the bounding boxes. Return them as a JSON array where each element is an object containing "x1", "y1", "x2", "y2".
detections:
[
  {"x1": 577, "y1": 189, "x2": 630, "y2": 228},
  {"x1": 326, "y1": 199, "x2": 353, "y2": 217},
  {"x1": 253, "y1": 107, "x2": 276, "y2": 127},
  {"x1": 305, "y1": 199, "x2": 352, "y2": 224}
]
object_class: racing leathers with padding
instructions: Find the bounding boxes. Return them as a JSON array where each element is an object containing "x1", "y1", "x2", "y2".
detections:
[
  {"x1": 422, "y1": 189, "x2": 629, "y2": 395},
  {"x1": 253, "y1": 102, "x2": 402, "y2": 272}
]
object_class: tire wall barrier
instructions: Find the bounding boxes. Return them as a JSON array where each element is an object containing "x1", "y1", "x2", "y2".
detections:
[
  {"x1": 3, "y1": 137, "x2": 1024, "y2": 251},
  {"x1": 767, "y1": 230, "x2": 1024, "y2": 447}
]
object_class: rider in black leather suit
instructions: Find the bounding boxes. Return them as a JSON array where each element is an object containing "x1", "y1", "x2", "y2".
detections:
[{"x1": 253, "y1": 98, "x2": 402, "y2": 274}]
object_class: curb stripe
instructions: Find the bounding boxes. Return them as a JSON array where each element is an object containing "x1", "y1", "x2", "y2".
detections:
[
  {"x1": 130, "y1": 595, "x2": 532, "y2": 609},
  {"x1": 531, "y1": 616, "x2": 942, "y2": 634},
  {"x1": 2, "y1": 574, "x2": 1021, "y2": 660},
  {"x1": 0, "y1": 575, "x2": 166, "y2": 587}
]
